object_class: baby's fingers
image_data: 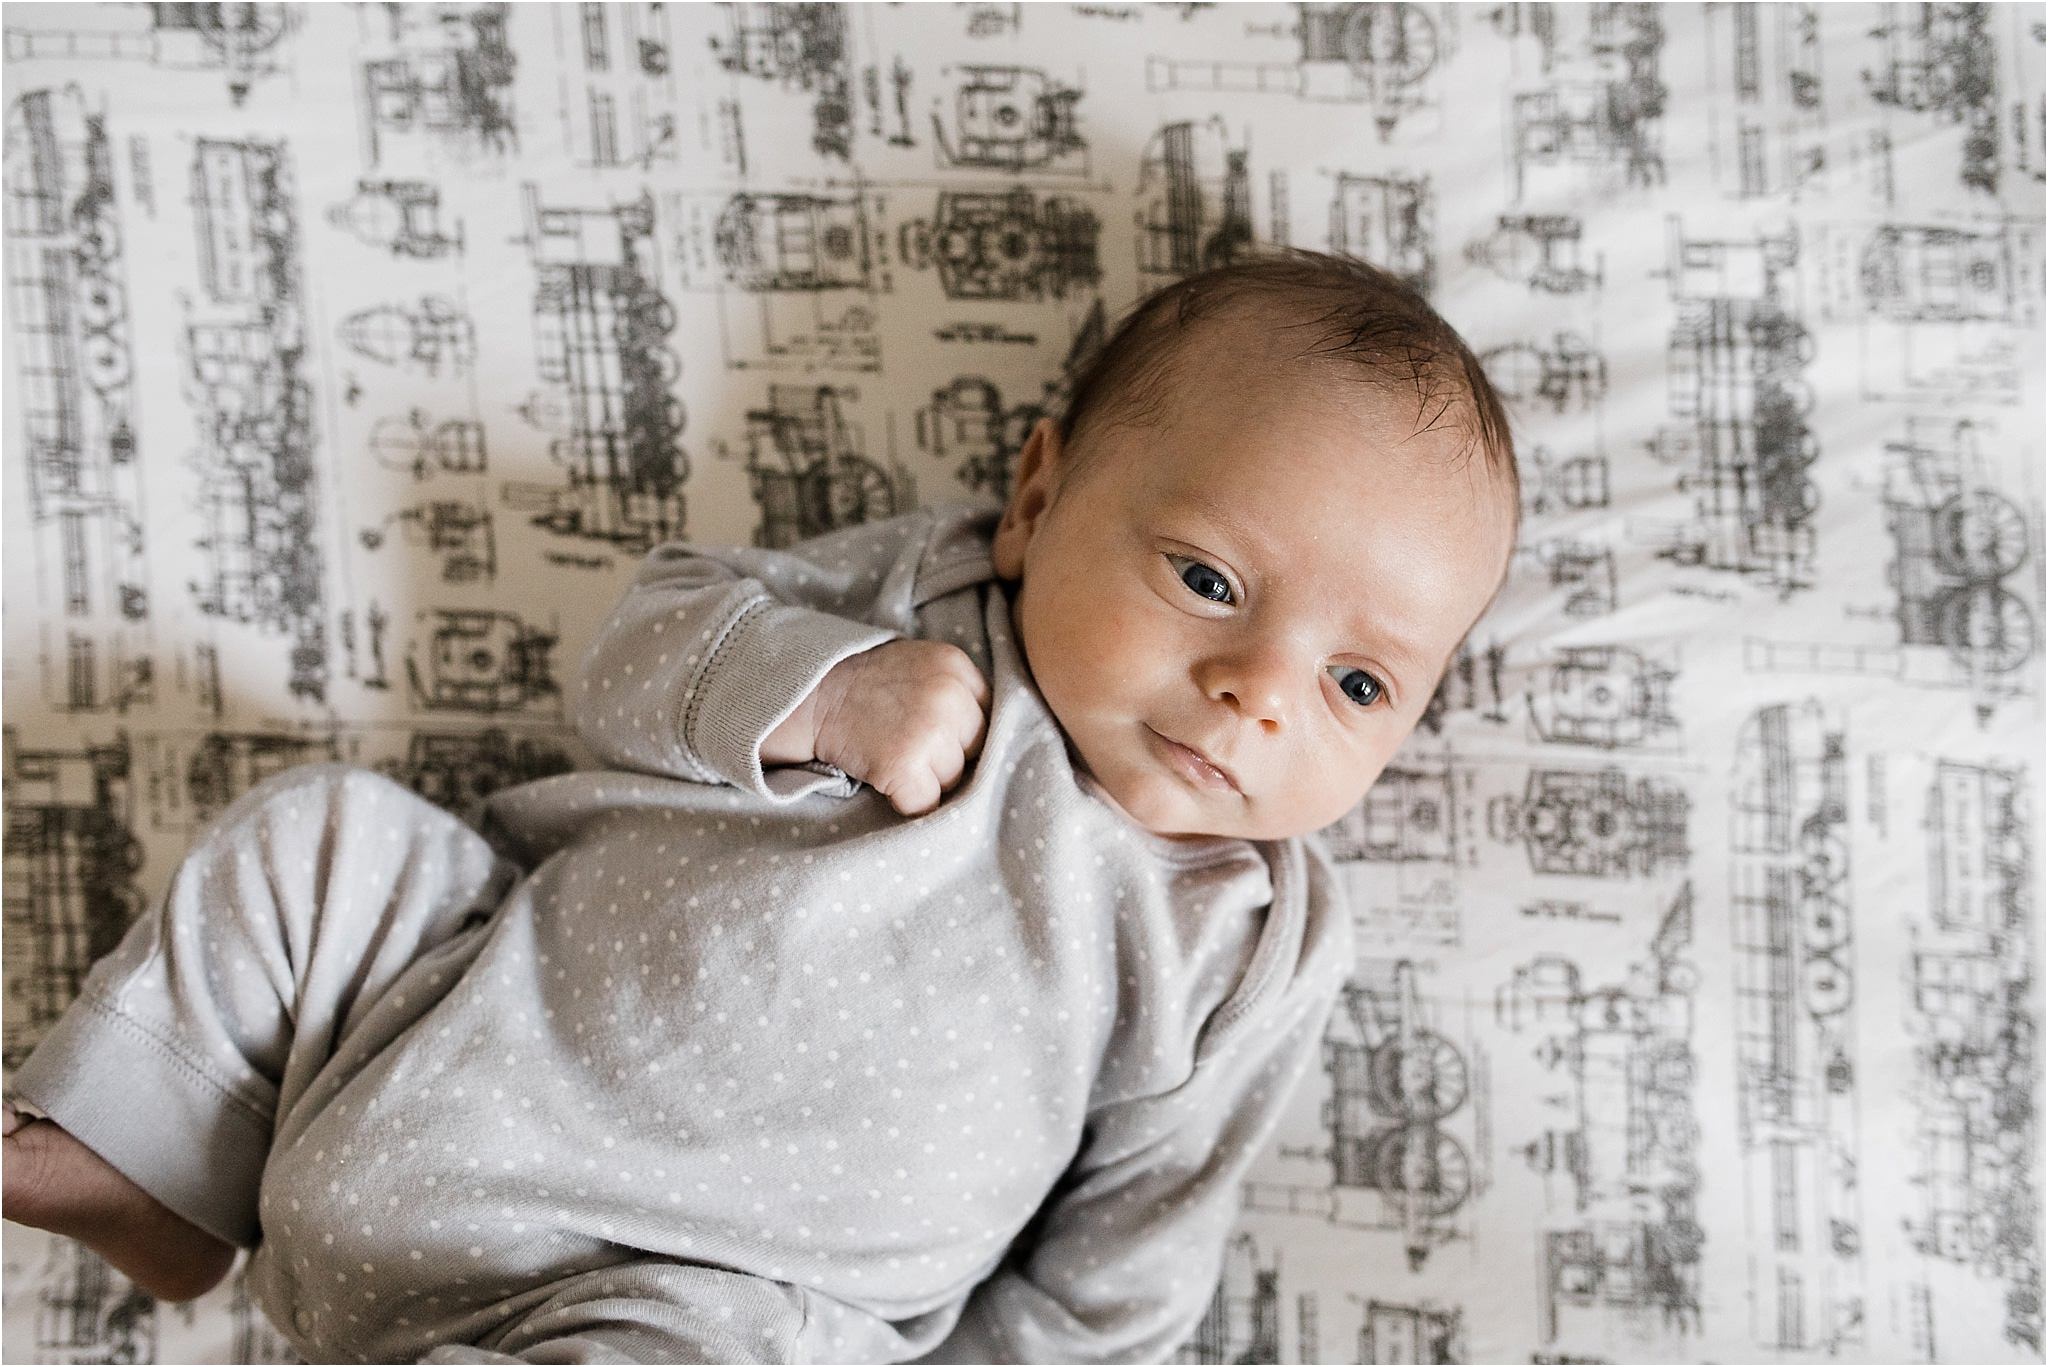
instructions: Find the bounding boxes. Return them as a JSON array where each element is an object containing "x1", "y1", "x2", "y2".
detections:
[
  {"x1": 959, "y1": 658, "x2": 990, "y2": 708},
  {"x1": 941, "y1": 650, "x2": 989, "y2": 710},
  {"x1": 959, "y1": 692, "x2": 990, "y2": 763},
  {"x1": 930, "y1": 736, "x2": 969, "y2": 794},
  {"x1": 885, "y1": 768, "x2": 943, "y2": 817}
]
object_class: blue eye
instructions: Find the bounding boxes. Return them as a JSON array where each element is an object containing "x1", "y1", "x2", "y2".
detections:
[
  {"x1": 1170, "y1": 556, "x2": 1234, "y2": 604},
  {"x1": 1168, "y1": 554, "x2": 1384, "y2": 708},
  {"x1": 1330, "y1": 666, "x2": 1384, "y2": 707}
]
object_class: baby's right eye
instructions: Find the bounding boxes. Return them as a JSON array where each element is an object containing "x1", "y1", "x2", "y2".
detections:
[{"x1": 1167, "y1": 555, "x2": 1234, "y2": 605}]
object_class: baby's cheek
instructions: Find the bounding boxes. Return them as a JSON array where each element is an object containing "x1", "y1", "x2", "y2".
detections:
[
  {"x1": 1089, "y1": 600, "x2": 1160, "y2": 686},
  {"x1": 1050, "y1": 569, "x2": 1122, "y2": 634},
  {"x1": 1343, "y1": 749, "x2": 1398, "y2": 808},
  {"x1": 1316, "y1": 773, "x2": 1372, "y2": 830}
]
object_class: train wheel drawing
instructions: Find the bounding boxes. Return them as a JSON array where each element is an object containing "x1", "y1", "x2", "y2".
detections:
[
  {"x1": 656, "y1": 396, "x2": 687, "y2": 441},
  {"x1": 1797, "y1": 831, "x2": 1851, "y2": 951},
  {"x1": 636, "y1": 294, "x2": 678, "y2": 336},
  {"x1": 1822, "y1": 1044, "x2": 1856, "y2": 1095},
  {"x1": 1801, "y1": 952, "x2": 1854, "y2": 1019},
  {"x1": 1769, "y1": 475, "x2": 1823, "y2": 531},
  {"x1": 627, "y1": 404, "x2": 682, "y2": 459},
  {"x1": 1937, "y1": 582, "x2": 2036, "y2": 674},
  {"x1": 75, "y1": 270, "x2": 125, "y2": 331},
  {"x1": 1330, "y1": 4, "x2": 1438, "y2": 78},
  {"x1": 801, "y1": 456, "x2": 896, "y2": 533},
  {"x1": 80, "y1": 329, "x2": 131, "y2": 397},
  {"x1": 1364, "y1": 1124, "x2": 1472, "y2": 1218},
  {"x1": 1366, "y1": 1032, "x2": 1469, "y2": 1123},
  {"x1": 622, "y1": 295, "x2": 679, "y2": 342},
  {"x1": 1800, "y1": 896, "x2": 1851, "y2": 962},
  {"x1": 1933, "y1": 490, "x2": 2030, "y2": 579},
  {"x1": 403, "y1": 754, "x2": 520, "y2": 819},
  {"x1": 458, "y1": 759, "x2": 517, "y2": 811},
  {"x1": 1763, "y1": 375, "x2": 1817, "y2": 421},
  {"x1": 74, "y1": 202, "x2": 120, "y2": 267},
  {"x1": 193, "y1": 2, "x2": 291, "y2": 56},
  {"x1": 1747, "y1": 315, "x2": 1816, "y2": 369}
]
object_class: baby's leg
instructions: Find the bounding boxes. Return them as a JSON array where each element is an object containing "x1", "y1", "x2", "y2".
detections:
[{"x1": 1, "y1": 763, "x2": 520, "y2": 1301}]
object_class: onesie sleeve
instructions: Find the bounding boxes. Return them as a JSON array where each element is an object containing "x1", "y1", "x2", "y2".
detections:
[
  {"x1": 911, "y1": 945, "x2": 1350, "y2": 1364},
  {"x1": 573, "y1": 510, "x2": 943, "y2": 801}
]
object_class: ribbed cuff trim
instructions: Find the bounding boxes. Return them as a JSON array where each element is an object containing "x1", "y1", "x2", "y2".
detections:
[
  {"x1": 10, "y1": 994, "x2": 273, "y2": 1248},
  {"x1": 688, "y1": 600, "x2": 899, "y2": 801}
]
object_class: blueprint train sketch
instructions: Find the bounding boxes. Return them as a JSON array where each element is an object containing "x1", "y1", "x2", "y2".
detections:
[{"x1": 2, "y1": 3, "x2": 2042, "y2": 1362}]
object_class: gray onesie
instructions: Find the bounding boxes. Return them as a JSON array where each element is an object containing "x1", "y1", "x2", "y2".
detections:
[{"x1": 13, "y1": 500, "x2": 1355, "y2": 1363}]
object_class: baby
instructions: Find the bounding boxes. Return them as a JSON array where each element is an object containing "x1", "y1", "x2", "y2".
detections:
[{"x1": 3, "y1": 247, "x2": 1519, "y2": 1363}]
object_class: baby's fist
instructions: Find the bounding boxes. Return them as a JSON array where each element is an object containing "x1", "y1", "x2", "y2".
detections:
[{"x1": 811, "y1": 640, "x2": 990, "y2": 816}]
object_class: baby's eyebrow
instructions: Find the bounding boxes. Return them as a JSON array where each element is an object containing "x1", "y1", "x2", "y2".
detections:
[
  {"x1": 1314, "y1": 604, "x2": 1429, "y2": 697},
  {"x1": 1163, "y1": 492, "x2": 1276, "y2": 562},
  {"x1": 1344, "y1": 624, "x2": 1430, "y2": 696}
]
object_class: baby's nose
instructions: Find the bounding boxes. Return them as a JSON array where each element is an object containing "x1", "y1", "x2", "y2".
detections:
[
  {"x1": 1201, "y1": 657, "x2": 1292, "y2": 730},
  {"x1": 1219, "y1": 688, "x2": 1286, "y2": 729}
]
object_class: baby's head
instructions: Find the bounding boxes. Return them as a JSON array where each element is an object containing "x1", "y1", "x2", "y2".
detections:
[{"x1": 992, "y1": 247, "x2": 1520, "y2": 843}]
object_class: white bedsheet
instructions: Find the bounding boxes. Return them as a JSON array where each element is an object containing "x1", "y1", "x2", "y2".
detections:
[{"x1": 3, "y1": 3, "x2": 2041, "y2": 1362}]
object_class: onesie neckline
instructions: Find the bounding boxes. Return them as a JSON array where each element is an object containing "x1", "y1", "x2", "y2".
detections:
[{"x1": 1069, "y1": 765, "x2": 1267, "y2": 867}]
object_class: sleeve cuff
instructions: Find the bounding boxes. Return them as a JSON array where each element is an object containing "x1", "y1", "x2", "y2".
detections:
[
  {"x1": 685, "y1": 597, "x2": 900, "y2": 803},
  {"x1": 10, "y1": 994, "x2": 273, "y2": 1249}
]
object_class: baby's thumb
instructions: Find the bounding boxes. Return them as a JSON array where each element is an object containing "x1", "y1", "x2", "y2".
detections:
[{"x1": 882, "y1": 769, "x2": 940, "y2": 817}]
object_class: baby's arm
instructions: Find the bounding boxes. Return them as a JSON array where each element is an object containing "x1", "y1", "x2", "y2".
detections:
[
  {"x1": 575, "y1": 511, "x2": 983, "y2": 809},
  {"x1": 912, "y1": 963, "x2": 1345, "y2": 1364}
]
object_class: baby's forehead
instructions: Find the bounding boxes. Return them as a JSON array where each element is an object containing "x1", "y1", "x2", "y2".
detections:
[
  {"x1": 1136, "y1": 415, "x2": 1515, "y2": 578},
  {"x1": 1178, "y1": 295, "x2": 1338, "y2": 366},
  {"x1": 1148, "y1": 364, "x2": 1493, "y2": 487},
  {"x1": 1164, "y1": 317, "x2": 1466, "y2": 430}
]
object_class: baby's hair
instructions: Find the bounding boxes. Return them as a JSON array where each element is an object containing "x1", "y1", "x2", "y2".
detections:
[{"x1": 1056, "y1": 246, "x2": 1520, "y2": 519}]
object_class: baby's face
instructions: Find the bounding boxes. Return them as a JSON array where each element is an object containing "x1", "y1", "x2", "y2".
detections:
[{"x1": 993, "y1": 363, "x2": 1514, "y2": 843}]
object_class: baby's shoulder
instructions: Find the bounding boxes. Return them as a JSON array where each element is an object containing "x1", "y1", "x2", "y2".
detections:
[{"x1": 910, "y1": 499, "x2": 1002, "y2": 604}]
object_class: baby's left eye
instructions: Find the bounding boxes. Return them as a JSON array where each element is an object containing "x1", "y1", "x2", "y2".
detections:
[
  {"x1": 1329, "y1": 666, "x2": 1385, "y2": 708},
  {"x1": 1169, "y1": 556, "x2": 1234, "y2": 604}
]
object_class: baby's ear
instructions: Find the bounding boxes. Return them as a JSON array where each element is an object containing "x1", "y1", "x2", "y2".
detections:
[
  {"x1": 1006, "y1": 419, "x2": 1063, "y2": 510},
  {"x1": 992, "y1": 419, "x2": 1063, "y2": 577}
]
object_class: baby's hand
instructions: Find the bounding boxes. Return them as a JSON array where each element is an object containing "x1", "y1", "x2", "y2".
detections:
[{"x1": 775, "y1": 640, "x2": 990, "y2": 816}]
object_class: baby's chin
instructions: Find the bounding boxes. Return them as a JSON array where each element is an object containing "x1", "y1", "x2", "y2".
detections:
[
  {"x1": 1061, "y1": 732, "x2": 1255, "y2": 842},
  {"x1": 1079, "y1": 770, "x2": 1230, "y2": 841}
]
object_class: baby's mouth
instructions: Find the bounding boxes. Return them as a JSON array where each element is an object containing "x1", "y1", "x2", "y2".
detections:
[{"x1": 1144, "y1": 725, "x2": 1242, "y2": 795}]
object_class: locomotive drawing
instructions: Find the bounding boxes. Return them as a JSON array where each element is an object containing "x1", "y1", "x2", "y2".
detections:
[
  {"x1": 5, "y1": 86, "x2": 151, "y2": 714},
  {"x1": 1240, "y1": 962, "x2": 1485, "y2": 1272},
  {"x1": 509, "y1": 186, "x2": 688, "y2": 552},
  {"x1": 1905, "y1": 760, "x2": 2040, "y2": 1354},
  {"x1": 1500, "y1": 887, "x2": 1704, "y2": 1346},
  {"x1": 1729, "y1": 701, "x2": 1865, "y2": 1354}
]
